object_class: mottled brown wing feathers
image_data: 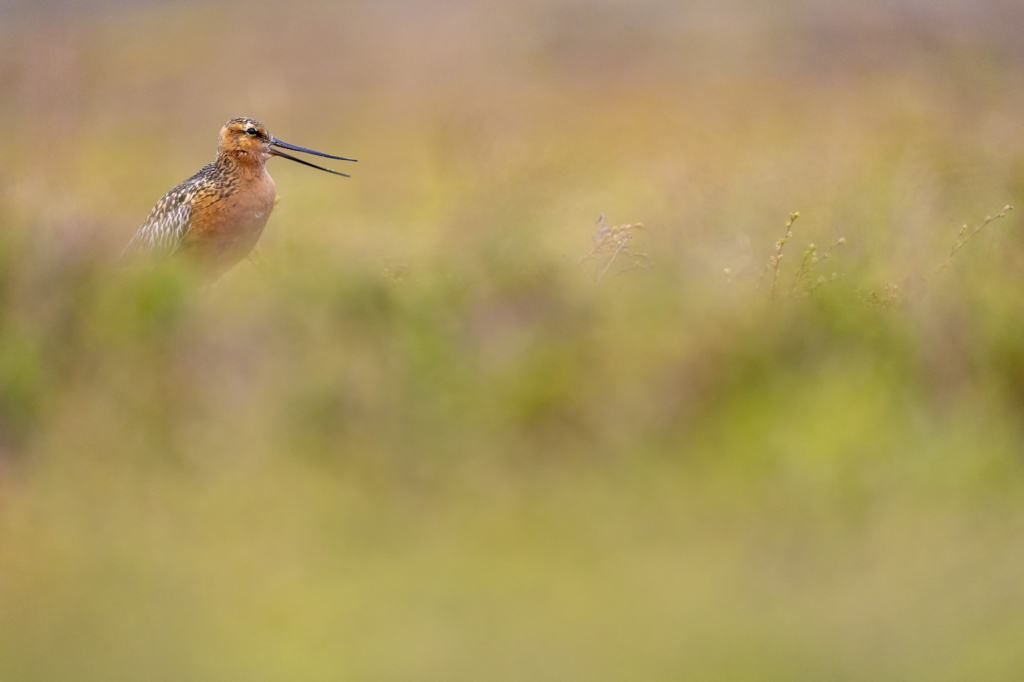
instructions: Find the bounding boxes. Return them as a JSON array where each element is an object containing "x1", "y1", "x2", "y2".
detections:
[{"x1": 122, "y1": 163, "x2": 231, "y2": 259}]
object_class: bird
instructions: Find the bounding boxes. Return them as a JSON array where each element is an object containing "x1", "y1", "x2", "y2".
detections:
[{"x1": 122, "y1": 117, "x2": 356, "y2": 282}]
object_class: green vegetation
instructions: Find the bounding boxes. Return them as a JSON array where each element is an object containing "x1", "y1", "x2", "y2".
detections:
[{"x1": 2, "y1": 1, "x2": 1024, "y2": 679}]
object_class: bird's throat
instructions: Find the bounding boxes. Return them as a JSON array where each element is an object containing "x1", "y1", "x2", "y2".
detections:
[{"x1": 216, "y1": 149, "x2": 266, "y2": 175}]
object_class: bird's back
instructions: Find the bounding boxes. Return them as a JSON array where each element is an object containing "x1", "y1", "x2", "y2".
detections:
[{"x1": 122, "y1": 163, "x2": 232, "y2": 260}]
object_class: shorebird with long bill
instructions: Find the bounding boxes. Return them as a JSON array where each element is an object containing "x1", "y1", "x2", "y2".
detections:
[{"x1": 123, "y1": 117, "x2": 356, "y2": 281}]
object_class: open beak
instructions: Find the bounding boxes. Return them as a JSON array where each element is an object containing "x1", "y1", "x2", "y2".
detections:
[{"x1": 269, "y1": 137, "x2": 357, "y2": 177}]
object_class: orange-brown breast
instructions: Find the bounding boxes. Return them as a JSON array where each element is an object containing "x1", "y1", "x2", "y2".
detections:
[{"x1": 179, "y1": 167, "x2": 276, "y2": 280}]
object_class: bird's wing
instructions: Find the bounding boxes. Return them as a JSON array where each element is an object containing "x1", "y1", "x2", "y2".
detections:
[{"x1": 121, "y1": 164, "x2": 221, "y2": 259}]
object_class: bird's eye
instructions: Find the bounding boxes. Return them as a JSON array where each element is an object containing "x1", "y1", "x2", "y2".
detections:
[{"x1": 247, "y1": 127, "x2": 258, "y2": 136}]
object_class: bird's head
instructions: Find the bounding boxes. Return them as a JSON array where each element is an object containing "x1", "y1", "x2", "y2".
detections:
[{"x1": 217, "y1": 117, "x2": 356, "y2": 176}]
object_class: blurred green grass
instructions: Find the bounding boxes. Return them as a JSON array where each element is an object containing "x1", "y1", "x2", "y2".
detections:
[{"x1": 3, "y1": 0, "x2": 1024, "y2": 679}]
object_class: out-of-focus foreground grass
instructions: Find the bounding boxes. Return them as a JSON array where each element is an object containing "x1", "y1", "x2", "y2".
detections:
[{"x1": 3, "y1": 0, "x2": 1024, "y2": 679}]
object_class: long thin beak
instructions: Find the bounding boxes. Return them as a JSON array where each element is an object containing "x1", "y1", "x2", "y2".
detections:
[
  {"x1": 269, "y1": 137, "x2": 357, "y2": 177},
  {"x1": 271, "y1": 137, "x2": 357, "y2": 162},
  {"x1": 268, "y1": 148, "x2": 351, "y2": 176}
]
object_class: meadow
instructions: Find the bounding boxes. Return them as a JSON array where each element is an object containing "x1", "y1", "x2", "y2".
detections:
[{"x1": 2, "y1": 1, "x2": 1024, "y2": 679}]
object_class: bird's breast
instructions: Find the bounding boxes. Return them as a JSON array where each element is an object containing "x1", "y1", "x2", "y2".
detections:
[{"x1": 181, "y1": 169, "x2": 276, "y2": 277}]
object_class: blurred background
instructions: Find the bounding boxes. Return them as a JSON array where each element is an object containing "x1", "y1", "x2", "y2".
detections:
[{"x1": 3, "y1": 0, "x2": 1024, "y2": 679}]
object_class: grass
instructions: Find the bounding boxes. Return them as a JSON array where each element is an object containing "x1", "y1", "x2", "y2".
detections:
[{"x1": 3, "y1": 0, "x2": 1024, "y2": 679}]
